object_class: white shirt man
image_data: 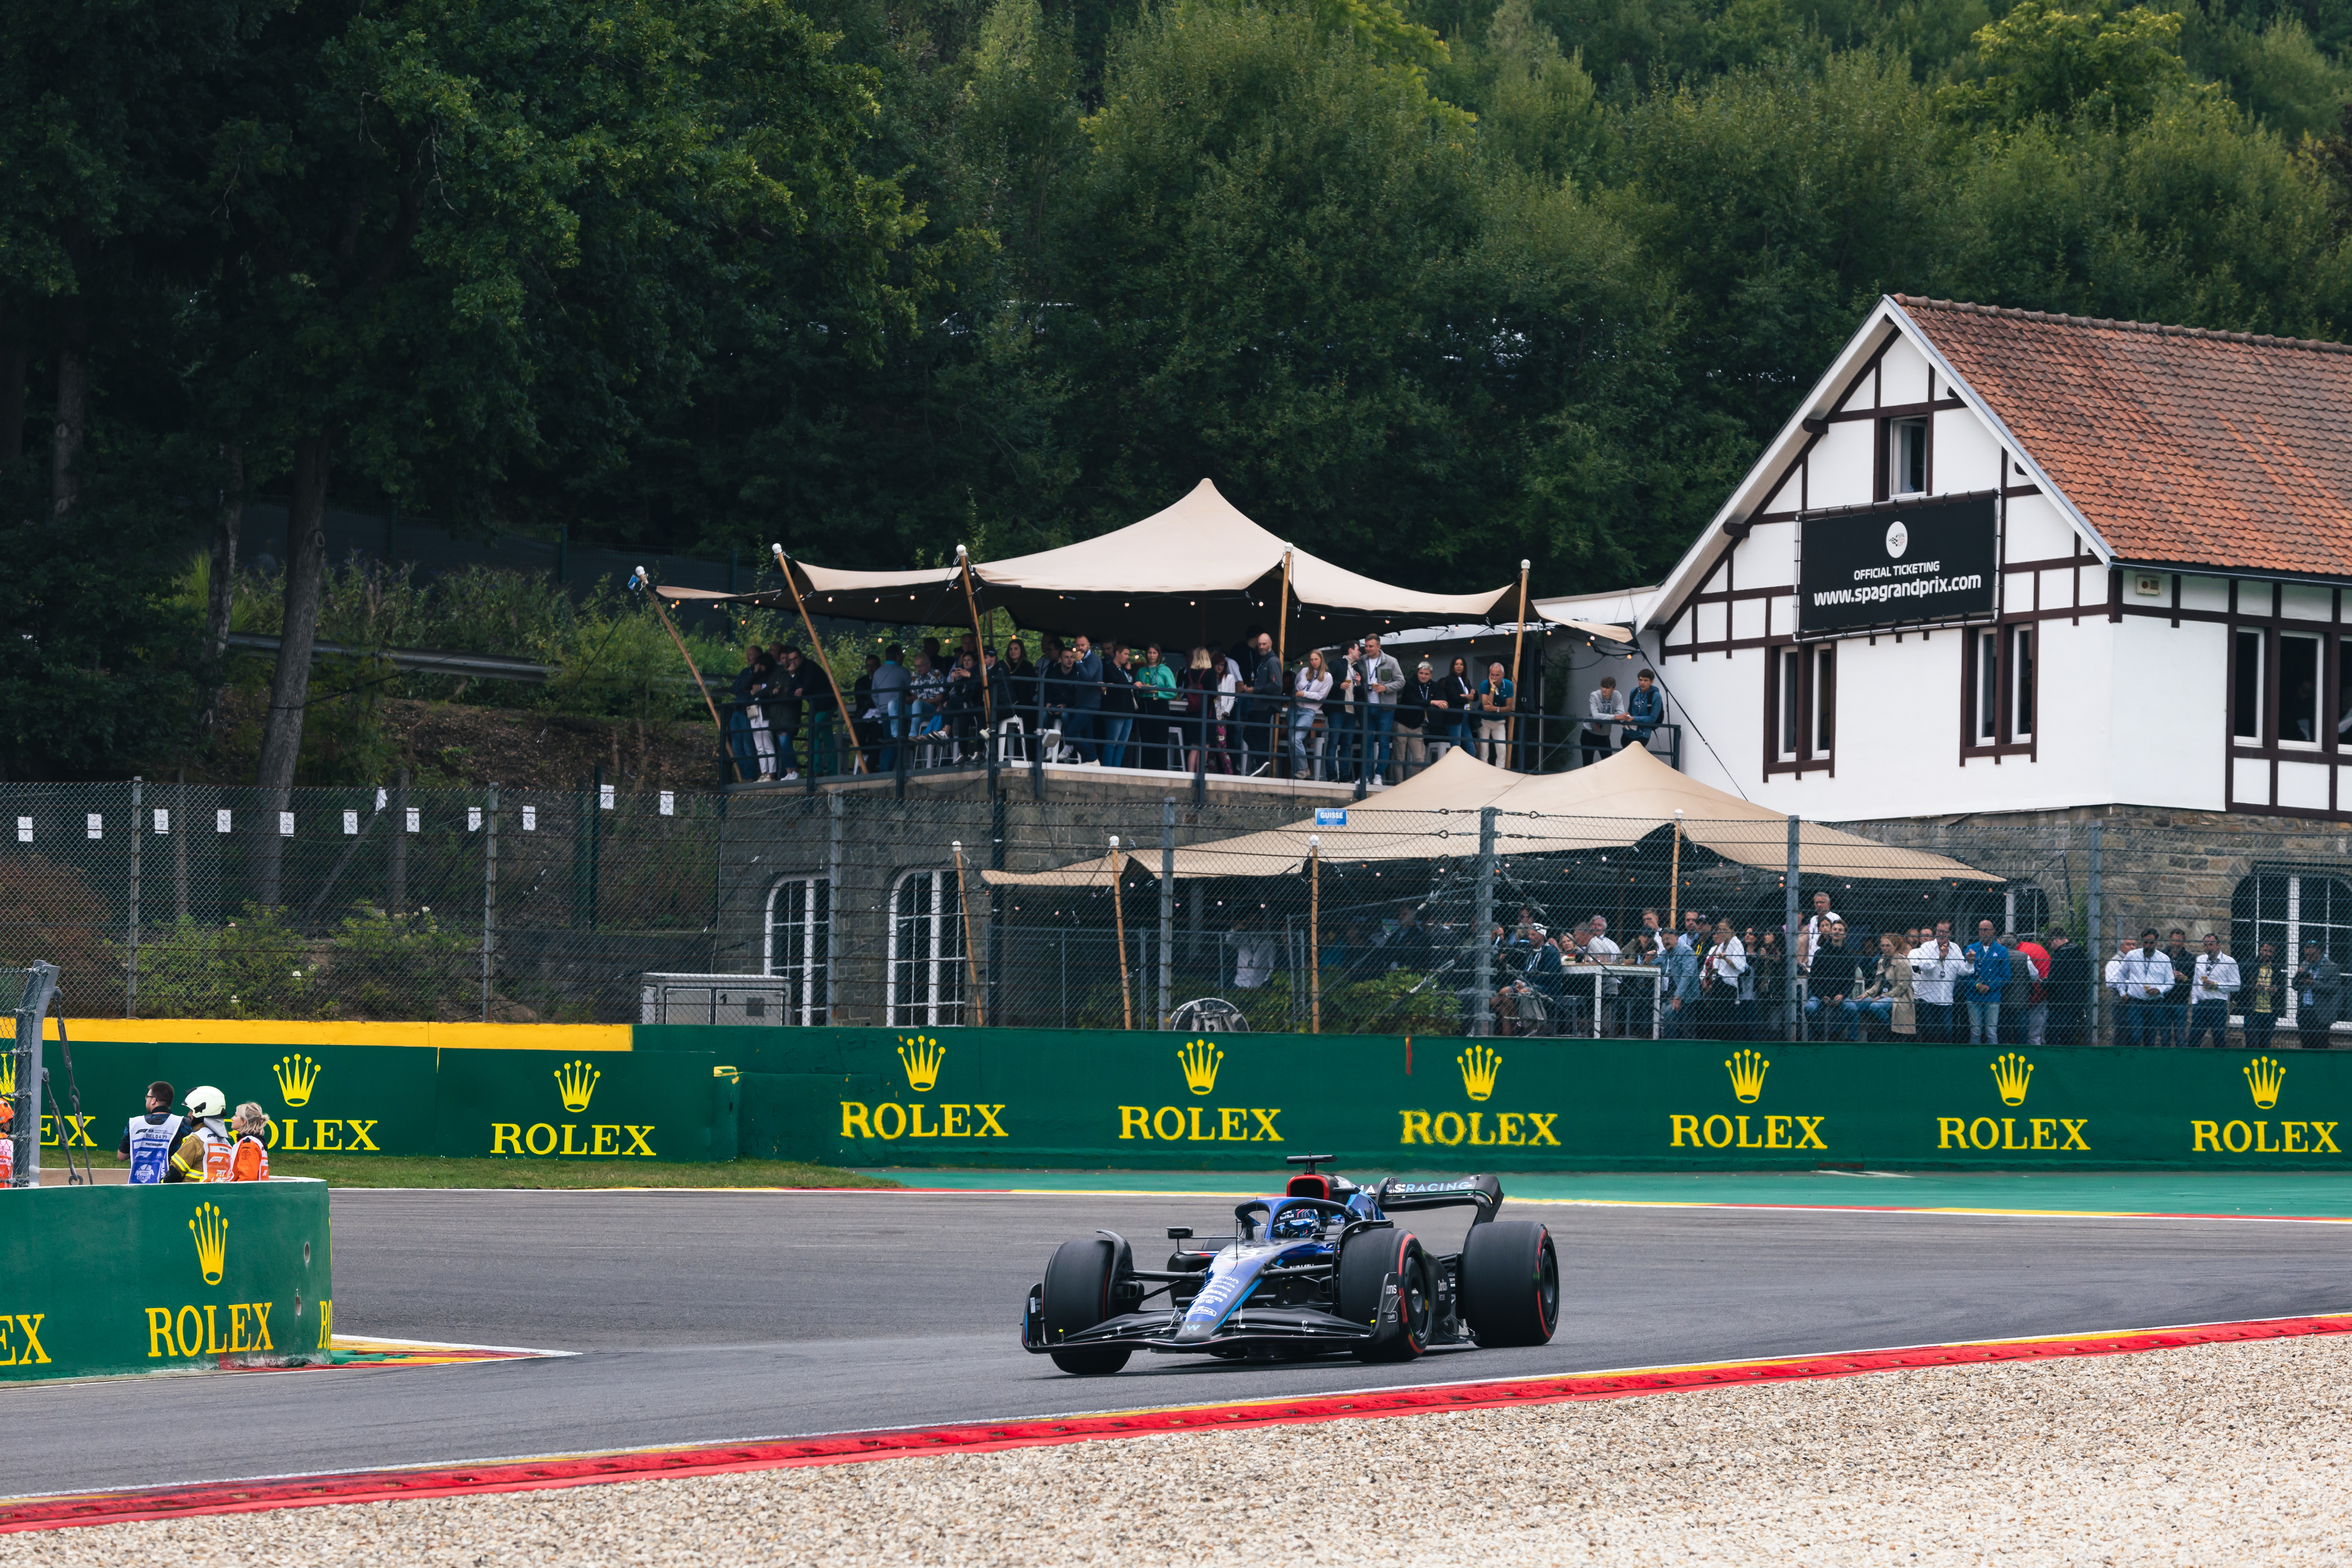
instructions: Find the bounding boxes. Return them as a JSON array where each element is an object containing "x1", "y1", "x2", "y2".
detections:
[
  {"x1": 2109, "y1": 939, "x2": 2174, "y2": 1001},
  {"x1": 2192, "y1": 943, "x2": 2242, "y2": 1001},
  {"x1": 1908, "y1": 934, "x2": 1974, "y2": 1006}
]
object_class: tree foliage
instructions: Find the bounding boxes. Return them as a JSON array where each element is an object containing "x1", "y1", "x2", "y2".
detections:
[{"x1": 9, "y1": 0, "x2": 2352, "y2": 779}]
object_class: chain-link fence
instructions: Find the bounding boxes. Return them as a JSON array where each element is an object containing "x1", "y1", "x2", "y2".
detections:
[{"x1": 10, "y1": 778, "x2": 2352, "y2": 1047}]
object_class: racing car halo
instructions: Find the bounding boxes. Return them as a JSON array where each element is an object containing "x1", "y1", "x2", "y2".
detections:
[{"x1": 1022, "y1": 1156, "x2": 1559, "y2": 1375}]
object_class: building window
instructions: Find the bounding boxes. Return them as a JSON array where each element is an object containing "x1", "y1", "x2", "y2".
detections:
[
  {"x1": 1889, "y1": 418, "x2": 1928, "y2": 497},
  {"x1": 2279, "y1": 632, "x2": 2322, "y2": 746},
  {"x1": 1767, "y1": 645, "x2": 1834, "y2": 774},
  {"x1": 1962, "y1": 624, "x2": 2034, "y2": 755},
  {"x1": 763, "y1": 876, "x2": 831, "y2": 1026},
  {"x1": 2233, "y1": 871, "x2": 2352, "y2": 1020},
  {"x1": 888, "y1": 868, "x2": 966, "y2": 1026},
  {"x1": 1777, "y1": 649, "x2": 1800, "y2": 763},
  {"x1": 2233, "y1": 628, "x2": 2263, "y2": 741},
  {"x1": 1812, "y1": 646, "x2": 1836, "y2": 759},
  {"x1": 1976, "y1": 628, "x2": 2000, "y2": 743}
]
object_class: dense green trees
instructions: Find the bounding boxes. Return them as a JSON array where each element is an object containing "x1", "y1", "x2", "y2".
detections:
[{"x1": 8, "y1": 0, "x2": 2352, "y2": 779}]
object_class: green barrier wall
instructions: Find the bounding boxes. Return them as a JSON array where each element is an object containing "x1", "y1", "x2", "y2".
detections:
[
  {"x1": 636, "y1": 1026, "x2": 2352, "y2": 1171},
  {"x1": 41, "y1": 1045, "x2": 735, "y2": 1164},
  {"x1": 0, "y1": 1179, "x2": 332, "y2": 1381}
]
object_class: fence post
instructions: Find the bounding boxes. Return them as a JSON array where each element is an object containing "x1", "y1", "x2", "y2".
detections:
[
  {"x1": 1159, "y1": 798, "x2": 1175, "y2": 1029},
  {"x1": 173, "y1": 770, "x2": 190, "y2": 925},
  {"x1": 2086, "y1": 816, "x2": 2102, "y2": 1046},
  {"x1": 1784, "y1": 812, "x2": 1800, "y2": 1041},
  {"x1": 482, "y1": 783, "x2": 499, "y2": 1022},
  {"x1": 390, "y1": 767, "x2": 409, "y2": 916},
  {"x1": 828, "y1": 790, "x2": 845, "y2": 1025},
  {"x1": 1472, "y1": 806, "x2": 1497, "y2": 1036},
  {"x1": 127, "y1": 777, "x2": 142, "y2": 1019}
]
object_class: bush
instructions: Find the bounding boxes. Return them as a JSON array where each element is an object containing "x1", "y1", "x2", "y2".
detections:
[{"x1": 331, "y1": 904, "x2": 474, "y2": 1019}]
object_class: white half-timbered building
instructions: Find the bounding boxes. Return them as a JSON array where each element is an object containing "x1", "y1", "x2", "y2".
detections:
[{"x1": 1637, "y1": 294, "x2": 2352, "y2": 824}]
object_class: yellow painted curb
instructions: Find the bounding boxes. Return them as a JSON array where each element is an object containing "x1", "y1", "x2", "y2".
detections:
[{"x1": 40, "y1": 1020, "x2": 631, "y2": 1052}]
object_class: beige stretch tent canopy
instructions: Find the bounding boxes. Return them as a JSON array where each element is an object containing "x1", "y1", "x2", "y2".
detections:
[
  {"x1": 983, "y1": 746, "x2": 1997, "y2": 885},
  {"x1": 655, "y1": 478, "x2": 1516, "y2": 649}
]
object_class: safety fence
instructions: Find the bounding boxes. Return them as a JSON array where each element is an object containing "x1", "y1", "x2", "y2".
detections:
[
  {"x1": 641, "y1": 1025, "x2": 2352, "y2": 1172},
  {"x1": 12, "y1": 780, "x2": 2352, "y2": 1045}
]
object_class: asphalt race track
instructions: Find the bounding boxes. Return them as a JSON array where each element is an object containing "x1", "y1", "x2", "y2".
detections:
[{"x1": 12, "y1": 1188, "x2": 2352, "y2": 1498}]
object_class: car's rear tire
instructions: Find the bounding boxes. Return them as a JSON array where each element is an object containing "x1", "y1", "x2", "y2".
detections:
[
  {"x1": 1336, "y1": 1229, "x2": 1431, "y2": 1362},
  {"x1": 1041, "y1": 1237, "x2": 1133, "y2": 1375},
  {"x1": 1459, "y1": 1220, "x2": 1559, "y2": 1347}
]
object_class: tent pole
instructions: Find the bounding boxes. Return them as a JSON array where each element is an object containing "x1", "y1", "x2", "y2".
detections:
[
  {"x1": 1667, "y1": 809, "x2": 1682, "y2": 933},
  {"x1": 649, "y1": 585, "x2": 736, "y2": 780},
  {"x1": 958, "y1": 545, "x2": 992, "y2": 737},
  {"x1": 1309, "y1": 836, "x2": 1321, "y2": 1035},
  {"x1": 1508, "y1": 559, "x2": 1530, "y2": 772},
  {"x1": 1275, "y1": 549, "x2": 1292, "y2": 673},
  {"x1": 1110, "y1": 835, "x2": 1133, "y2": 1030},
  {"x1": 953, "y1": 840, "x2": 984, "y2": 1027},
  {"x1": 772, "y1": 543, "x2": 868, "y2": 775}
]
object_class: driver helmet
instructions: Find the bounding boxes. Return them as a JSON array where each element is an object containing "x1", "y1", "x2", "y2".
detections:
[
  {"x1": 185, "y1": 1085, "x2": 227, "y2": 1119},
  {"x1": 1269, "y1": 1206, "x2": 1322, "y2": 1241}
]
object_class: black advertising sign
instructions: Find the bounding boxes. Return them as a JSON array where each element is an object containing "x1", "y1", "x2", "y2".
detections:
[{"x1": 1797, "y1": 493, "x2": 1997, "y2": 634}]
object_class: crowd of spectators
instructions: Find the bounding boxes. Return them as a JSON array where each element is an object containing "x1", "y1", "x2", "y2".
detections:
[
  {"x1": 718, "y1": 632, "x2": 1670, "y2": 783},
  {"x1": 1469, "y1": 888, "x2": 2332, "y2": 1047}
]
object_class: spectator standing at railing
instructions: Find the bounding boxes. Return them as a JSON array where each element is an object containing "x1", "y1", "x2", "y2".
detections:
[
  {"x1": 2159, "y1": 928, "x2": 2194, "y2": 1046},
  {"x1": 2010, "y1": 931, "x2": 2051, "y2": 1045},
  {"x1": 1475, "y1": 661, "x2": 1515, "y2": 767},
  {"x1": 2042, "y1": 927, "x2": 2086, "y2": 1043},
  {"x1": 1178, "y1": 648, "x2": 1225, "y2": 774},
  {"x1": 1798, "y1": 892, "x2": 1842, "y2": 970},
  {"x1": 2243, "y1": 941, "x2": 2283, "y2": 1052},
  {"x1": 1622, "y1": 668, "x2": 1665, "y2": 750},
  {"x1": 2186, "y1": 933, "x2": 2239, "y2": 1047},
  {"x1": 1394, "y1": 662, "x2": 1435, "y2": 777},
  {"x1": 769, "y1": 646, "x2": 807, "y2": 780},
  {"x1": 1360, "y1": 635, "x2": 1404, "y2": 788},
  {"x1": 1962, "y1": 919, "x2": 2009, "y2": 1045},
  {"x1": 1068, "y1": 636, "x2": 1105, "y2": 764},
  {"x1": 1098, "y1": 643, "x2": 1138, "y2": 768},
  {"x1": 1806, "y1": 921, "x2": 1865, "y2": 1039},
  {"x1": 1433, "y1": 657, "x2": 1474, "y2": 760},
  {"x1": 1909, "y1": 923, "x2": 1972, "y2": 1042},
  {"x1": 870, "y1": 645, "x2": 912, "y2": 771},
  {"x1": 727, "y1": 645, "x2": 764, "y2": 781},
  {"x1": 2109, "y1": 930, "x2": 2173, "y2": 1045},
  {"x1": 1750, "y1": 930, "x2": 1785, "y2": 1037},
  {"x1": 1661, "y1": 928, "x2": 1701, "y2": 1036},
  {"x1": 1582, "y1": 677, "x2": 1624, "y2": 764},
  {"x1": 1701, "y1": 919, "x2": 1746, "y2": 1039},
  {"x1": 1330, "y1": 642, "x2": 1362, "y2": 782},
  {"x1": 1289, "y1": 651, "x2": 1334, "y2": 778},
  {"x1": 1137, "y1": 646, "x2": 1178, "y2": 769},
  {"x1": 2293, "y1": 940, "x2": 2341, "y2": 1050},
  {"x1": 1248, "y1": 633, "x2": 1285, "y2": 776}
]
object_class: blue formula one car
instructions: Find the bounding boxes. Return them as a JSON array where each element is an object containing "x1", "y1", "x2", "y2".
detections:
[{"x1": 1021, "y1": 1156, "x2": 1559, "y2": 1375}]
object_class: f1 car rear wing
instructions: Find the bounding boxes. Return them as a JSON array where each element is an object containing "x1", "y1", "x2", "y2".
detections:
[{"x1": 1375, "y1": 1174, "x2": 1503, "y2": 1222}]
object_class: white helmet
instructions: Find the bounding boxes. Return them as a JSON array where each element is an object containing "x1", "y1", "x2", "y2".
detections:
[{"x1": 185, "y1": 1085, "x2": 227, "y2": 1119}]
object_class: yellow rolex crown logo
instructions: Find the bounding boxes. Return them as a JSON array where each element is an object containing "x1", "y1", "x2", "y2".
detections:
[
  {"x1": 2244, "y1": 1055, "x2": 2286, "y2": 1111},
  {"x1": 1457, "y1": 1043, "x2": 1502, "y2": 1102},
  {"x1": 1726, "y1": 1050, "x2": 1769, "y2": 1105},
  {"x1": 553, "y1": 1060, "x2": 600, "y2": 1114},
  {"x1": 1178, "y1": 1039, "x2": 1224, "y2": 1096},
  {"x1": 1990, "y1": 1053, "x2": 2033, "y2": 1107},
  {"x1": 272, "y1": 1053, "x2": 322, "y2": 1107},
  {"x1": 897, "y1": 1036, "x2": 947, "y2": 1093},
  {"x1": 190, "y1": 1202, "x2": 228, "y2": 1286}
]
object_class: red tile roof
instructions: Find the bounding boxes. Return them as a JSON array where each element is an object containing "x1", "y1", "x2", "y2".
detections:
[{"x1": 1894, "y1": 296, "x2": 2352, "y2": 578}]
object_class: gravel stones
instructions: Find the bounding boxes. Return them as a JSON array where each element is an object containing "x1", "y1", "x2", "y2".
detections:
[{"x1": 8, "y1": 1330, "x2": 2348, "y2": 1566}]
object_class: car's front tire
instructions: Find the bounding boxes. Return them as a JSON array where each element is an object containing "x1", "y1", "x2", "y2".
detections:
[
  {"x1": 1041, "y1": 1237, "x2": 1133, "y2": 1375},
  {"x1": 1336, "y1": 1229, "x2": 1431, "y2": 1362},
  {"x1": 1460, "y1": 1220, "x2": 1559, "y2": 1347}
]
